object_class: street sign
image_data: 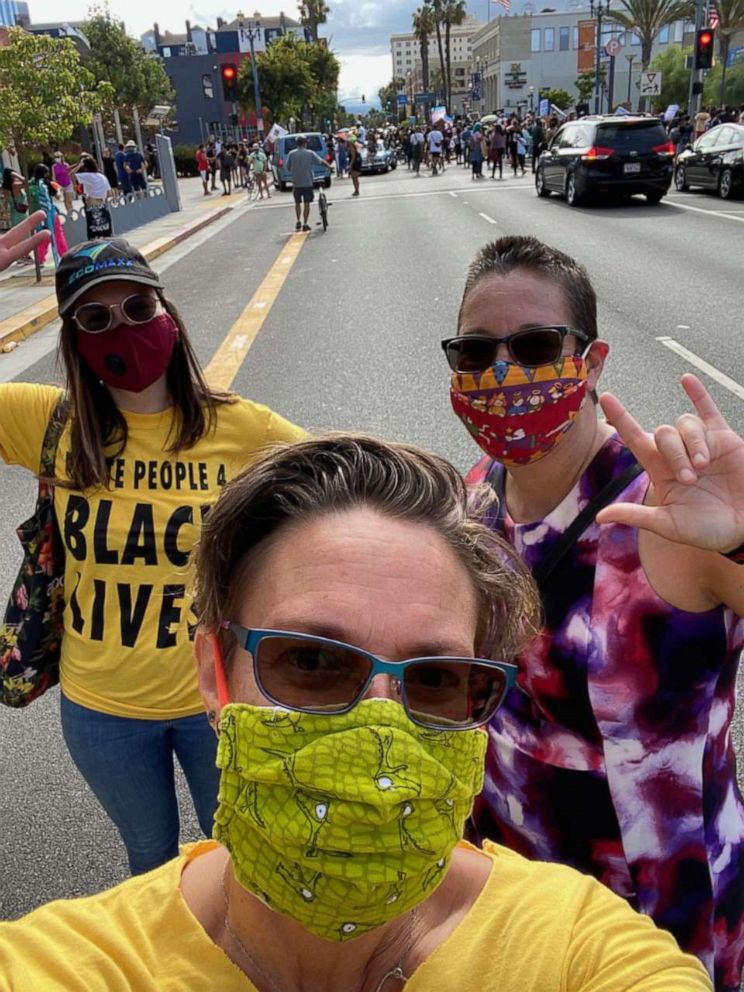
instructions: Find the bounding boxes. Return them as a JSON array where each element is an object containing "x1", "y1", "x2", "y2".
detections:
[
  {"x1": 605, "y1": 36, "x2": 622, "y2": 57},
  {"x1": 640, "y1": 71, "x2": 662, "y2": 96},
  {"x1": 397, "y1": 94, "x2": 407, "y2": 105}
]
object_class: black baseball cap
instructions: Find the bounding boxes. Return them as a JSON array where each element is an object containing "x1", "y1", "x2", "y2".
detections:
[{"x1": 56, "y1": 239, "x2": 163, "y2": 316}]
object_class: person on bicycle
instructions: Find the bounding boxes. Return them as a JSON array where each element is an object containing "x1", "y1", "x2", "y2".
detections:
[
  {"x1": 249, "y1": 143, "x2": 271, "y2": 200},
  {"x1": 286, "y1": 135, "x2": 330, "y2": 231}
]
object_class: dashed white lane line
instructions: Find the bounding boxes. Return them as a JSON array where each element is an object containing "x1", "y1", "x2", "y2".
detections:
[
  {"x1": 656, "y1": 336, "x2": 744, "y2": 401},
  {"x1": 449, "y1": 191, "x2": 458, "y2": 197},
  {"x1": 478, "y1": 212, "x2": 498, "y2": 225}
]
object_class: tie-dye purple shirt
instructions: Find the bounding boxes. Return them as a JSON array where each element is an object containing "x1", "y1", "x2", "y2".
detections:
[{"x1": 467, "y1": 434, "x2": 744, "y2": 992}]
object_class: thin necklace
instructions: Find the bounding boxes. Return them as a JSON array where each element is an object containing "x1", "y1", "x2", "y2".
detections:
[{"x1": 220, "y1": 861, "x2": 417, "y2": 992}]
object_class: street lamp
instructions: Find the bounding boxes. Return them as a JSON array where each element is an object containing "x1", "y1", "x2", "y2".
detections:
[
  {"x1": 589, "y1": 0, "x2": 611, "y2": 113},
  {"x1": 528, "y1": 85, "x2": 535, "y2": 113},
  {"x1": 238, "y1": 10, "x2": 264, "y2": 141},
  {"x1": 625, "y1": 53, "x2": 635, "y2": 108}
]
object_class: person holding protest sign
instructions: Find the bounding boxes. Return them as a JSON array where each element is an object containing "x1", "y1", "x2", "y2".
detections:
[{"x1": 0, "y1": 239, "x2": 303, "y2": 875}]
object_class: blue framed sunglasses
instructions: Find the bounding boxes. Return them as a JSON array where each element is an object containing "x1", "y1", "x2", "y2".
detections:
[{"x1": 223, "y1": 624, "x2": 518, "y2": 731}]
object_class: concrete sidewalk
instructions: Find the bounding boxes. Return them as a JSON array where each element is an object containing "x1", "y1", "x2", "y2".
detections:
[{"x1": 0, "y1": 178, "x2": 250, "y2": 350}]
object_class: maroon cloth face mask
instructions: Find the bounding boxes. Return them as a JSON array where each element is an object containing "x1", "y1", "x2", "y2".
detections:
[{"x1": 76, "y1": 313, "x2": 178, "y2": 393}]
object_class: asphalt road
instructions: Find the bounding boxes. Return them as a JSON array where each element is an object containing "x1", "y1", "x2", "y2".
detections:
[{"x1": 1, "y1": 166, "x2": 742, "y2": 923}]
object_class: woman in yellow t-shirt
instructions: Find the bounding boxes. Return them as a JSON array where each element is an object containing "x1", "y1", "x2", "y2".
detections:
[
  {"x1": 0, "y1": 238, "x2": 303, "y2": 876},
  {"x1": 0, "y1": 435, "x2": 712, "y2": 992}
]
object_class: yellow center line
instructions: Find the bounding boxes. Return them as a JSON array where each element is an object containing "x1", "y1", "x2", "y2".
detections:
[{"x1": 205, "y1": 232, "x2": 307, "y2": 390}]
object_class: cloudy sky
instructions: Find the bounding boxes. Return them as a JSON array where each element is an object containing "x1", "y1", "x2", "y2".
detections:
[{"x1": 27, "y1": 0, "x2": 489, "y2": 106}]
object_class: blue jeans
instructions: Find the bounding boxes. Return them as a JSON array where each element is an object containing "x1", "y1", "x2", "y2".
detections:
[{"x1": 60, "y1": 695, "x2": 220, "y2": 875}]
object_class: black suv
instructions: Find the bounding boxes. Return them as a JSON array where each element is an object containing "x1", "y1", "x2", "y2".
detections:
[{"x1": 536, "y1": 115, "x2": 674, "y2": 206}]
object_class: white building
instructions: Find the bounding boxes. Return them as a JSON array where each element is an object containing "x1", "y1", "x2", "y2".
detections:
[
  {"x1": 391, "y1": 15, "x2": 483, "y2": 114},
  {"x1": 471, "y1": 11, "x2": 697, "y2": 114}
]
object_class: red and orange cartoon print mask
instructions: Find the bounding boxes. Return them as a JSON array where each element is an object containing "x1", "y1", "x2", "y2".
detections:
[{"x1": 450, "y1": 356, "x2": 588, "y2": 467}]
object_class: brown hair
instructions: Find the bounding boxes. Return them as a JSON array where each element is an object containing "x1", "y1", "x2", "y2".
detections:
[
  {"x1": 458, "y1": 236, "x2": 598, "y2": 341},
  {"x1": 193, "y1": 433, "x2": 541, "y2": 661},
  {"x1": 58, "y1": 295, "x2": 234, "y2": 491}
]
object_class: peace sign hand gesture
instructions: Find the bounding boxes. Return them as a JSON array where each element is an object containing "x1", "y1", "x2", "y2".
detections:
[
  {"x1": 0, "y1": 211, "x2": 49, "y2": 272},
  {"x1": 596, "y1": 374, "x2": 744, "y2": 553}
]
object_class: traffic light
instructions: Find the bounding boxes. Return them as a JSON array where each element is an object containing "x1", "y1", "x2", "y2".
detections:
[
  {"x1": 696, "y1": 29, "x2": 714, "y2": 70},
  {"x1": 221, "y1": 63, "x2": 238, "y2": 101}
]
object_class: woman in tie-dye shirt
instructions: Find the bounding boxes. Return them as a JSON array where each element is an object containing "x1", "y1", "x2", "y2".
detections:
[{"x1": 445, "y1": 236, "x2": 744, "y2": 992}]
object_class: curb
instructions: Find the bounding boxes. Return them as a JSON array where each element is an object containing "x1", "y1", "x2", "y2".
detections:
[{"x1": 0, "y1": 203, "x2": 237, "y2": 352}]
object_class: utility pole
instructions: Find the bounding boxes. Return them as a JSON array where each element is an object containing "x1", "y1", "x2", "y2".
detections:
[
  {"x1": 238, "y1": 12, "x2": 264, "y2": 141},
  {"x1": 625, "y1": 53, "x2": 635, "y2": 108},
  {"x1": 590, "y1": 0, "x2": 611, "y2": 113},
  {"x1": 687, "y1": 0, "x2": 706, "y2": 117}
]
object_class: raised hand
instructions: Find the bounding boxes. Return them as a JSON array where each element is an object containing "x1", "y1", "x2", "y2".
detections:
[
  {"x1": 0, "y1": 211, "x2": 50, "y2": 272},
  {"x1": 597, "y1": 374, "x2": 744, "y2": 553}
]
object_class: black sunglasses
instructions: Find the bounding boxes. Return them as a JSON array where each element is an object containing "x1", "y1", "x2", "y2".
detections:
[{"x1": 442, "y1": 326, "x2": 591, "y2": 372}]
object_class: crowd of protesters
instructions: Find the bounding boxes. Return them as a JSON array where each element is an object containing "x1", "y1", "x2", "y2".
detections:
[{"x1": 0, "y1": 141, "x2": 157, "y2": 270}]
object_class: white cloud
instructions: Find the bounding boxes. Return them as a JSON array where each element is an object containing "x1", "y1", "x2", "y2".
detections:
[{"x1": 338, "y1": 53, "x2": 391, "y2": 106}]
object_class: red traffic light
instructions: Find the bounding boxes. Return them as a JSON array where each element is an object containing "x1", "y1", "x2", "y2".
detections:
[
  {"x1": 696, "y1": 28, "x2": 715, "y2": 69},
  {"x1": 222, "y1": 65, "x2": 236, "y2": 80}
]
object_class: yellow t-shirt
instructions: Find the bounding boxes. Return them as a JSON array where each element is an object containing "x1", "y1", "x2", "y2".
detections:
[
  {"x1": 0, "y1": 384, "x2": 304, "y2": 719},
  {"x1": 0, "y1": 840, "x2": 712, "y2": 992}
]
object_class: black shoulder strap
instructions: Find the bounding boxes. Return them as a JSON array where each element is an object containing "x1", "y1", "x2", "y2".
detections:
[
  {"x1": 39, "y1": 393, "x2": 70, "y2": 481},
  {"x1": 485, "y1": 457, "x2": 643, "y2": 590}
]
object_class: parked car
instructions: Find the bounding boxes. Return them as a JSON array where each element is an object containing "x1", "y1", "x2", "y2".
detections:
[
  {"x1": 675, "y1": 123, "x2": 744, "y2": 200},
  {"x1": 535, "y1": 115, "x2": 674, "y2": 206},
  {"x1": 271, "y1": 133, "x2": 333, "y2": 192},
  {"x1": 359, "y1": 143, "x2": 398, "y2": 174}
]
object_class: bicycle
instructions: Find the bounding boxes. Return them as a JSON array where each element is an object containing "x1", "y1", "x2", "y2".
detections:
[
  {"x1": 317, "y1": 188, "x2": 330, "y2": 231},
  {"x1": 245, "y1": 170, "x2": 261, "y2": 201}
]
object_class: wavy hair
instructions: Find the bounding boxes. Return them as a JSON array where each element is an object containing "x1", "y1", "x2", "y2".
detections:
[{"x1": 193, "y1": 432, "x2": 541, "y2": 662}]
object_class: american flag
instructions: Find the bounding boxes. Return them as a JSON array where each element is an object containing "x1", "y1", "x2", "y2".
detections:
[
  {"x1": 493, "y1": 0, "x2": 512, "y2": 11},
  {"x1": 708, "y1": 0, "x2": 720, "y2": 30}
]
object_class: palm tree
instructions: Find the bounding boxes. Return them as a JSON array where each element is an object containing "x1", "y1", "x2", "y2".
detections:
[
  {"x1": 412, "y1": 5, "x2": 436, "y2": 92},
  {"x1": 607, "y1": 0, "x2": 694, "y2": 71},
  {"x1": 607, "y1": 0, "x2": 693, "y2": 109},
  {"x1": 443, "y1": 0, "x2": 467, "y2": 109},
  {"x1": 714, "y1": 0, "x2": 744, "y2": 103},
  {"x1": 298, "y1": 0, "x2": 330, "y2": 43},
  {"x1": 430, "y1": 0, "x2": 448, "y2": 105}
]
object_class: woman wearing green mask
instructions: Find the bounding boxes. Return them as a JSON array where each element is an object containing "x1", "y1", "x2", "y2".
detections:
[{"x1": 0, "y1": 435, "x2": 712, "y2": 992}]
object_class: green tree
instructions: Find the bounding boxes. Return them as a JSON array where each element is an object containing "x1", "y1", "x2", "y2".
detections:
[
  {"x1": 647, "y1": 45, "x2": 693, "y2": 108},
  {"x1": 0, "y1": 27, "x2": 111, "y2": 169},
  {"x1": 443, "y1": 0, "x2": 467, "y2": 109},
  {"x1": 430, "y1": 66, "x2": 446, "y2": 100},
  {"x1": 574, "y1": 71, "x2": 596, "y2": 100},
  {"x1": 704, "y1": 49, "x2": 744, "y2": 104},
  {"x1": 302, "y1": 38, "x2": 341, "y2": 124},
  {"x1": 712, "y1": 0, "x2": 744, "y2": 104},
  {"x1": 545, "y1": 87, "x2": 572, "y2": 109},
  {"x1": 82, "y1": 7, "x2": 174, "y2": 124},
  {"x1": 298, "y1": 0, "x2": 330, "y2": 42},
  {"x1": 238, "y1": 34, "x2": 340, "y2": 127},
  {"x1": 606, "y1": 0, "x2": 694, "y2": 72},
  {"x1": 412, "y1": 5, "x2": 435, "y2": 92},
  {"x1": 378, "y1": 78, "x2": 405, "y2": 112}
]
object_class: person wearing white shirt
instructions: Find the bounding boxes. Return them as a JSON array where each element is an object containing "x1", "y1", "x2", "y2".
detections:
[
  {"x1": 428, "y1": 128, "x2": 444, "y2": 176},
  {"x1": 70, "y1": 156, "x2": 112, "y2": 206}
]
